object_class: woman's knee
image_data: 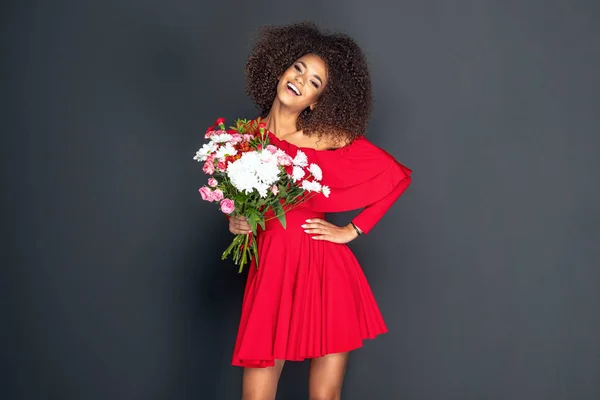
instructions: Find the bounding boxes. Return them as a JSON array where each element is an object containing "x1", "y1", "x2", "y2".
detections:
[
  {"x1": 242, "y1": 361, "x2": 285, "y2": 400},
  {"x1": 308, "y1": 390, "x2": 341, "y2": 400}
]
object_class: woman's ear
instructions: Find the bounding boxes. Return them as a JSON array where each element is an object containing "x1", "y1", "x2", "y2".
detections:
[{"x1": 310, "y1": 102, "x2": 317, "y2": 111}]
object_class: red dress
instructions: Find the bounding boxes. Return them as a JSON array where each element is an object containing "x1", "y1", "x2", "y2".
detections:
[{"x1": 231, "y1": 131, "x2": 412, "y2": 368}]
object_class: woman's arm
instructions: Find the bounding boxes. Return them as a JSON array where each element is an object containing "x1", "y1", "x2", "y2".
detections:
[
  {"x1": 351, "y1": 175, "x2": 412, "y2": 235},
  {"x1": 302, "y1": 175, "x2": 412, "y2": 243}
]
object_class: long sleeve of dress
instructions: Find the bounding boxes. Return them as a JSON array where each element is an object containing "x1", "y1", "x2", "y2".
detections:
[
  {"x1": 351, "y1": 173, "x2": 412, "y2": 234},
  {"x1": 268, "y1": 133, "x2": 412, "y2": 230},
  {"x1": 309, "y1": 136, "x2": 411, "y2": 209}
]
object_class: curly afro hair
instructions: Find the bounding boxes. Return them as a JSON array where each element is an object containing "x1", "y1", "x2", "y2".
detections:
[{"x1": 245, "y1": 22, "x2": 372, "y2": 145}]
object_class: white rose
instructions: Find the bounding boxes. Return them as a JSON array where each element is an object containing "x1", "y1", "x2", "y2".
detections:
[
  {"x1": 211, "y1": 133, "x2": 233, "y2": 143},
  {"x1": 293, "y1": 150, "x2": 308, "y2": 167},
  {"x1": 194, "y1": 142, "x2": 218, "y2": 162},
  {"x1": 215, "y1": 143, "x2": 238, "y2": 161},
  {"x1": 301, "y1": 180, "x2": 322, "y2": 192},
  {"x1": 308, "y1": 163, "x2": 323, "y2": 181},
  {"x1": 292, "y1": 166, "x2": 305, "y2": 182}
]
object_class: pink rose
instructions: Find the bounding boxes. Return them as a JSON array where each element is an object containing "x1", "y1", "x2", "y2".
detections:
[
  {"x1": 212, "y1": 189, "x2": 224, "y2": 201},
  {"x1": 271, "y1": 184, "x2": 279, "y2": 196},
  {"x1": 230, "y1": 133, "x2": 243, "y2": 144},
  {"x1": 220, "y1": 198, "x2": 235, "y2": 214},
  {"x1": 208, "y1": 178, "x2": 218, "y2": 187},
  {"x1": 199, "y1": 186, "x2": 214, "y2": 202},
  {"x1": 217, "y1": 161, "x2": 227, "y2": 171},
  {"x1": 202, "y1": 159, "x2": 215, "y2": 175},
  {"x1": 243, "y1": 134, "x2": 254, "y2": 142},
  {"x1": 266, "y1": 145, "x2": 277, "y2": 154}
]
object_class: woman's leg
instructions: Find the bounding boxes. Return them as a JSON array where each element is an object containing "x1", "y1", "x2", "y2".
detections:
[
  {"x1": 308, "y1": 352, "x2": 349, "y2": 400},
  {"x1": 242, "y1": 360, "x2": 285, "y2": 400}
]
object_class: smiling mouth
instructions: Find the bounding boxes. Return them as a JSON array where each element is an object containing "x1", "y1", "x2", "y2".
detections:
[{"x1": 287, "y1": 82, "x2": 301, "y2": 96}]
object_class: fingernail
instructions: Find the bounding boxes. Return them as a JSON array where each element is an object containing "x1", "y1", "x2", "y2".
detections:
[
  {"x1": 301, "y1": 224, "x2": 307, "y2": 228},
  {"x1": 305, "y1": 219, "x2": 311, "y2": 222}
]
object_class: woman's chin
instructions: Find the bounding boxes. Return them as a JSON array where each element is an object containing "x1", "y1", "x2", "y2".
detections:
[{"x1": 275, "y1": 93, "x2": 305, "y2": 112}]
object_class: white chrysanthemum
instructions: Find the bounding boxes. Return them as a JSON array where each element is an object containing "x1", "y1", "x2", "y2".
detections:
[
  {"x1": 292, "y1": 166, "x2": 305, "y2": 182},
  {"x1": 293, "y1": 150, "x2": 308, "y2": 167},
  {"x1": 227, "y1": 160, "x2": 258, "y2": 193},
  {"x1": 256, "y1": 156, "x2": 280, "y2": 188},
  {"x1": 215, "y1": 143, "x2": 237, "y2": 161},
  {"x1": 258, "y1": 149, "x2": 277, "y2": 164},
  {"x1": 194, "y1": 142, "x2": 218, "y2": 162},
  {"x1": 255, "y1": 182, "x2": 270, "y2": 198},
  {"x1": 226, "y1": 150, "x2": 282, "y2": 198},
  {"x1": 210, "y1": 133, "x2": 233, "y2": 143},
  {"x1": 308, "y1": 163, "x2": 323, "y2": 181},
  {"x1": 301, "y1": 180, "x2": 322, "y2": 192},
  {"x1": 321, "y1": 185, "x2": 331, "y2": 198},
  {"x1": 240, "y1": 151, "x2": 261, "y2": 168}
]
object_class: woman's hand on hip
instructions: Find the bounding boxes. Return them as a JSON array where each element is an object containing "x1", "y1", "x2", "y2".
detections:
[{"x1": 301, "y1": 218, "x2": 360, "y2": 244}]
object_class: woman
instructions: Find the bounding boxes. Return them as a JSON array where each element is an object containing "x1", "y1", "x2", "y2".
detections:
[{"x1": 228, "y1": 22, "x2": 412, "y2": 400}]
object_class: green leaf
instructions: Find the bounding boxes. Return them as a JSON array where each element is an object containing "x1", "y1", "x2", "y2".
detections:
[
  {"x1": 252, "y1": 238, "x2": 259, "y2": 270},
  {"x1": 247, "y1": 213, "x2": 258, "y2": 235},
  {"x1": 277, "y1": 185, "x2": 287, "y2": 197},
  {"x1": 257, "y1": 216, "x2": 266, "y2": 231},
  {"x1": 273, "y1": 202, "x2": 287, "y2": 229}
]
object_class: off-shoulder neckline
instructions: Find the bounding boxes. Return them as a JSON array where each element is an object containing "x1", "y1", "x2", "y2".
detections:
[{"x1": 267, "y1": 130, "x2": 356, "y2": 153}]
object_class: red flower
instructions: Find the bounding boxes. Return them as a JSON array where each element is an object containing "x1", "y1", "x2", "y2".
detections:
[
  {"x1": 258, "y1": 121, "x2": 267, "y2": 129},
  {"x1": 215, "y1": 117, "x2": 226, "y2": 126}
]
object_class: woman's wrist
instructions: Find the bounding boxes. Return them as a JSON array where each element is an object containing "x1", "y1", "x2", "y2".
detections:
[{"x1": 348, "y1": 222, "x2": 362, "y2": 238}]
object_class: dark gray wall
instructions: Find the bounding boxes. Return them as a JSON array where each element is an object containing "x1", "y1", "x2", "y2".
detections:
[{"x1": 4, "y1": 0, "x2": 599, "y2": 399}]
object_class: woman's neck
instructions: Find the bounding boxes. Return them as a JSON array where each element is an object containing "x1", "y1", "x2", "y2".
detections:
[{"x1": 264, "y1": 101, "x2": 301, "y2": 139}]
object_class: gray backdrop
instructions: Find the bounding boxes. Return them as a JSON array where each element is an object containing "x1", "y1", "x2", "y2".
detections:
[{"x1": 4, "y1": 0, "x2": 599, "y2": 399}]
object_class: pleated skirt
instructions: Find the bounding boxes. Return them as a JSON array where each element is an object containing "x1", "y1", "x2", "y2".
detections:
[{"x1": 231, "y1": 207, "x2": 387, "y2": 368}]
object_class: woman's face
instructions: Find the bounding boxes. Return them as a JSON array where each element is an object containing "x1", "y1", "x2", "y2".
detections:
[{"x1": 276, "y1": 53, "x2": 328, "y2": 112}]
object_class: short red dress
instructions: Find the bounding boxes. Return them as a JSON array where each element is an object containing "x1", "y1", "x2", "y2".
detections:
[{"x1": 231, "y1": 131, "x2": 412, "y2": 368}]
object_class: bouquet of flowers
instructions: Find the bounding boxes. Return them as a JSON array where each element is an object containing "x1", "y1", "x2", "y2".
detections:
[{"x1": 194, "y1": 117, "x2": 330, "y2": 272}]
